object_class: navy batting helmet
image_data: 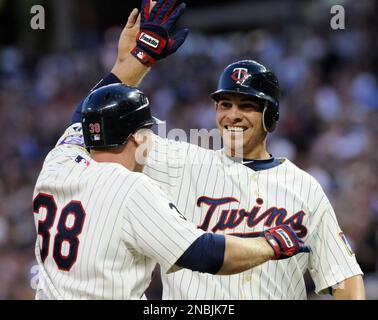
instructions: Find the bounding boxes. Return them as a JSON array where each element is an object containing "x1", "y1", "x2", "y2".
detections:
[
  {"x1": 210, "y1": 60, "x2": 280, "y2": 132},
  {"x1": 82, "y1": 84, "x2": 158, "y2": 149}
]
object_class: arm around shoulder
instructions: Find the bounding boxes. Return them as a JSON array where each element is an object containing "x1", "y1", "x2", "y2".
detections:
[
  {"x1": 217, "y1": 224, "x2": 310, "y2": 275},
  {"x1": 216, "y1": 236, "x2": 274, "y2": 275}
]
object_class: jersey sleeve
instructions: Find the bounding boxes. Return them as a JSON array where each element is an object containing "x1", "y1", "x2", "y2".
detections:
[
  {"x1": 307, "y1": 183, "x2": 363, "y2": 295},
  {"x1": 143, "y1": 134, "x2": 187, "y2": 195},
  {"x1": 144, "y1": 134, "x2": 213, "y2": 196},
  {"x1": 55, "y1": 123, "x2": 86, "y2": 149},
  {"x1": 121, "y1": 177, "x2": 205, "y2": 273}
]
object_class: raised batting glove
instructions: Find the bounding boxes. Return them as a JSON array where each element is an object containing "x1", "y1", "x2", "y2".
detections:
[
  {"x1": 131, "y1": 0, "x2": 189, "y2": 66},
  {"x1": 262, "y1": 225, "x2": 310, "y2": 260}
]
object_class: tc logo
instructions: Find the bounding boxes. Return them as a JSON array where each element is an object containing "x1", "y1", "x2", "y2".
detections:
[{"x1": 231, "y1": 68, "x2": 249, "y2": 85}]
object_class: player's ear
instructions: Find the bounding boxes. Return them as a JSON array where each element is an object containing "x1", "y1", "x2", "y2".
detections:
[
  {"x1": 129, "y1": 135, "x2": 140, "y2": 151},
  {"x1": 131, "y1": 128, "x2": 152, "y2": 146},
  {"x1": 130, "y1": 132, "x2": 140, "y2": 146},
  {"x1": 133, "y1": 128, "x2": 153, "y2": 166}
]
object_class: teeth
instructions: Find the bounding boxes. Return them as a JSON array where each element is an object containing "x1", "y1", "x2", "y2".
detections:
[{"x1": 226, "y1": 126, "x2": 245, "y2": 132}]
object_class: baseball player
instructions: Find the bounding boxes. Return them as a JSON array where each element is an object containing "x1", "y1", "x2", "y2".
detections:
[
  {"x1": 68, "y1": 0, "x2": 365, "y2": 299},
  {"x1": 33, "y1": 77, "x2": 310, "y2": 299}
]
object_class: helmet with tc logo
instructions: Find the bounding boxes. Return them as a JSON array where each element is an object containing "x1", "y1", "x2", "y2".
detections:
[{"x1": 210, "y1": 60, "x2": 280, "y2": 132}]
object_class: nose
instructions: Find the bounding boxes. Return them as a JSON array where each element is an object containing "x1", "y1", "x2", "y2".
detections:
[{"x1": 225, "y1": 104, "x2": 242, "y2": 123}]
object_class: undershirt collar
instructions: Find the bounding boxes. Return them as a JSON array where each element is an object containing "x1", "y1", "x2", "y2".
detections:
[{"x1": 241, "y1": 155, "x2": 282, "y2": 171}]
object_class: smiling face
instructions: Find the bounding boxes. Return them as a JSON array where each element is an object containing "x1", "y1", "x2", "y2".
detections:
[{"x1": 215, "y1": 93, "x2": 269, "y2": 159}]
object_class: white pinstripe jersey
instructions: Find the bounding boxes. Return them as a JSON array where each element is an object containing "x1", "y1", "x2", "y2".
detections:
[
  {"x1": 143, "y1": 134, "x2": 363, "y2": 300},
  {"x1": 32, "y1": 124, "x2": 204, "y2": 300}
]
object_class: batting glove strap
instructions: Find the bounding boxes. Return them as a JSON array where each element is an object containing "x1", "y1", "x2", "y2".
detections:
[
  {"x1": 131, "y1": 26, "x2": 169, "y2": 66},
  {"x1": 263, "y1": 225, "x2": 310, "y2": 260}
]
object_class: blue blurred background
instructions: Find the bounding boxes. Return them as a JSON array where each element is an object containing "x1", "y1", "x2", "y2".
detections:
[{"x1": 0, "y1": 0, "x2": 377, "y2": 299}]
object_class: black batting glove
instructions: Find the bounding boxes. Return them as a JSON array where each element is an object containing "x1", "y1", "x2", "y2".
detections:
[{"x1": 131, "y1": 0, "x2": 189, "y2": 66}]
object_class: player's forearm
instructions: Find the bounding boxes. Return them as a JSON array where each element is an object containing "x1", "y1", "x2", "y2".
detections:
[
  {"x1": 217, "y1": 236, "x2": 274, "y2": 275},
  {"x1": 111, "y1": 53, "x2": 150, "y2": 87},
  {"x1": 332, "y1": 275, "x2": 366, "y2": 300},
  {"x1": 70, "y1": 54, "x2": 148, "y2": 125}
]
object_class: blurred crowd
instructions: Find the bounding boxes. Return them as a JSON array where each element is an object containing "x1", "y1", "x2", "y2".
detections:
[{"x1": 0, "y1": 19, "x2": 377, "y2": 299}]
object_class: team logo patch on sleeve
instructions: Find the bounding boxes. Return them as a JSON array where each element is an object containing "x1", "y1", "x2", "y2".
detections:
[
  {"x1": 59, "y1": 135, "x2": 85, "y2": 147},
  {"x1": 339, "y1": 232, "x2": 355, "y2": 256}
]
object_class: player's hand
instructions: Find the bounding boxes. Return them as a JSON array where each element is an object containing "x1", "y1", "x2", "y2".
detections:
[
  {"x1": 116, "y1": 8, "x2": 141, "y2": 63},
  {"x1": 262, "y1": 225, "x2": 310, "y2": 260},
  {"x1": 115, "y1": 2, "x2": 158, "y2": 63},
  {"x1": 131, "y1": 0, "x2": 189, "y2": 66}
]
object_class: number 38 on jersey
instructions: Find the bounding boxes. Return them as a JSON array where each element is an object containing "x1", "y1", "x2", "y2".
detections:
[{"x1": 33, "y1": 193, "x2": 86, "y2": 271}]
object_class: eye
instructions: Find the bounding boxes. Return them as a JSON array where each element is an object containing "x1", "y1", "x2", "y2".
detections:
[
  {"x1": 218, "y1": 101, "x2": 232, "y2": 109},
  {"x1": 240, "y1": 103, "x2": 260, "y2": 111}
]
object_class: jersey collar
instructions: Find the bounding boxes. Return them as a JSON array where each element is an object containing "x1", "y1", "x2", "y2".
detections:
[{"x1": 241, "y1": 155, "x2": 282, "y2": 171}]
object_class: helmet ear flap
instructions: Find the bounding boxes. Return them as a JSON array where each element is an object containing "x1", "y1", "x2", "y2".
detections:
[{"x1": 262, "y1": 102, "x2": 279, "y2": 133}]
